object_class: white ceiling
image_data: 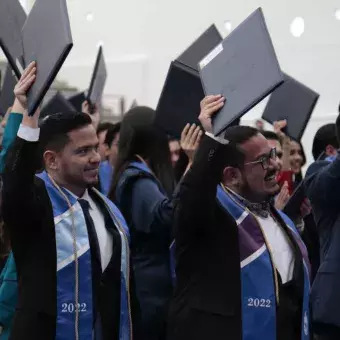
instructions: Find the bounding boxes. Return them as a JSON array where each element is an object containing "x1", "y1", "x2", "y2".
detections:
[
  {"x1": 53, "y1": 0, "x2": 340, "y2": 116},
  {"x1": 2, "y1": 0, "x2": 339, "y2": 165}
]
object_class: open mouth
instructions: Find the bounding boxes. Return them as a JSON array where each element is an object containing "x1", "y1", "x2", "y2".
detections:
[{"x1": 265, "y1": 173, "x2": 276, "y2": 182}]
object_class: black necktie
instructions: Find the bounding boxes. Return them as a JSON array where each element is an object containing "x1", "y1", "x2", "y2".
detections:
[
  {"x1": 78, "y1": 199, "x2": 102, "y2": 272},
  {"x1": 78, "y1": 198, "x2": 102, "y2": 333}
]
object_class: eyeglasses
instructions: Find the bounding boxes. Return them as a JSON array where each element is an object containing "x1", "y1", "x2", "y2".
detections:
[{"x1": 244, "y1": 148, "x2": 277, "y2": 170}]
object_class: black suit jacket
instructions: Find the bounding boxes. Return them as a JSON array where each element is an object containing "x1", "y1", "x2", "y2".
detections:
[
  {"x1": 2, "y1": 137, "x2": 122, "y2": 340},
  {"x1": 168, "y1": 135, "x2": 243, "y2": 340},
  {"x1": 304, "y1": 156, "x2": 340, "y2": 332},
  {"x1": 167, "y1": 135, "x2": 305, "y2": 340}
]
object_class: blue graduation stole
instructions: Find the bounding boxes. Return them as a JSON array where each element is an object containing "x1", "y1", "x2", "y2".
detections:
[
  {"x1": 98, "y1": 160, "x2": 113, "y2": 196},
  {"x1": 216, "y1": 185, "x2": 310, "y2": 340},
  {"x1": 325, "y1": 155, "x2": 336, "y2": 162},
  {"x1": 37, "y1": 171, "x2": 132, "y2": 340},
  {"x1": 125, "y1": 162, "x2": 176, "y2": 284}
]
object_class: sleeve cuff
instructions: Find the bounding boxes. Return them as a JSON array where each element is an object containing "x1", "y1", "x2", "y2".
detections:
[
  {"x1": 205, "y1": 132, "x2": 229, "y2": 145},
  {"x1": 17, "y1": 124, "x2": 40, "y2": 142}
]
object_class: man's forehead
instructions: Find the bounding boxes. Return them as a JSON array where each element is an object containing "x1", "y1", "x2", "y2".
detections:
[{"x1": 240, "y1": 134, "x2": 271, "y2": 160}]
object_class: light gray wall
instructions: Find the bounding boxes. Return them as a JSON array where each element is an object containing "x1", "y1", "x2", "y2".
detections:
[{"x1": 5, "y1": 0, "x2": 340, "y2": 166}]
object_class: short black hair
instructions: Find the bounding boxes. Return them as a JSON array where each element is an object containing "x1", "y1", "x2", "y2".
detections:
[
  {"x1": 105, "y1": 122, "x2": 121, "y2": 147},
  {"x1": 261, "y1": 130, "x2": 280, "y2": 143},
  {"x1": 97, "y1": 122, "x2": 114, "y2": 135},
  {"x1": 312, "y1": 123, "x2": 338, "y2": 160},
  {"x1": 224, "y1": 125, "x2": 259, "y2": 145},
  {"x1": 40, "y1": 111, "x2": 92, "y2": 154},
  {"x1": 223, "y1": 125, "x2": 260, "y2": 168},
  {"x1": 110, "y1": 106, "x2": 174, "y2": 199}
]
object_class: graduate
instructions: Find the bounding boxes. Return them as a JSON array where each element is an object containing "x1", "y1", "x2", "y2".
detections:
[
  {"x1": 168, "y1": 95, "x2": 311, "y2": 340},
  {"x1": 2, "y1": 62, "x2": 132, "y2": 340}
]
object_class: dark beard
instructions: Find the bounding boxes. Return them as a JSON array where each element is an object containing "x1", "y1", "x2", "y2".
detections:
[{"x1": 238, "y1": 180, "x2": 273, "y2": 204}]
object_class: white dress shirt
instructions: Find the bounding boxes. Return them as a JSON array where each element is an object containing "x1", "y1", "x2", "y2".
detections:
[
  {"x1": 18, "y1": 124, "x2": 113, "y2": 271},
  {"x1": 80, "y1": 190, "x2": 113, "y2": 271},
  {"x1": 257, "y1": 215, "x2": 295, "y2": 283}
]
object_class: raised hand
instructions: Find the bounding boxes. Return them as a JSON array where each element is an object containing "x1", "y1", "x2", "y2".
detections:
[
  {"x1": 14, "y1": 61, "x2": 36, "y2": 110},
  {"x1": 82, "y1": 100, "x2": 100, "y2": 130},
  {"x1": 198, "y1": 95, "x2": 225, "y2": 134},
  {"x1": 180, "y1": 123, "x2": 202, "y2": 163},
  {"x1": 273, "y1": 120, "x2": 287, "y2": 140},
  {"x1": 81, "y1": 100, "x2": 91, "y2": 115},
  {"x1": 274, "y1": 181, "x2": 290, "y2": 210}
]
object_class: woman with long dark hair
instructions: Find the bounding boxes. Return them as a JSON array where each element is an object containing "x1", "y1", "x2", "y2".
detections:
[
  {"x1": 289, "y1": 140, "x2": 306, "y2": 187},
  {"x1": 109, "y1": 106, "x2": 200, "y2": 340}
]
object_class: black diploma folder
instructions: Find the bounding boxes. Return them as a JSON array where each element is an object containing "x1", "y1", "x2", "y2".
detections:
[
  {"x1": 22, "y1": 0, "x2": 73, "y2": 116},
  {"x1": 262, "y1": 73, "x2": 319, "y2": 141},
  {"x1": 0, "y1": 65, "x2": 17, "y2": 115},
  {"x1": 0, "y1": 0, "x2": 26, "y2": 79},
  {"x1": 87, "y1": 46, "x2": 107, "y2": 106},
  {"x1": 199, "y1": 8, "x2": 284, "y2": 135},
  {"x1": 40, "y1": 92, "x2": 76, "y2": 118},
  {"x1": 155, "y1": 25, "x2": 223, "y2": 138},
  {"x1": 155, "y1": 61, "x2": 205, "y2": 139},
  {"x1": 177, "y1": 24, "x2": 223, "y2": 72},
  {"x1": 68, "y1": 91, "x2": 86, "y2": 112}
]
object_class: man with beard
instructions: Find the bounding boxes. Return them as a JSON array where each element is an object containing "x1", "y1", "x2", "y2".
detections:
[{"x1": 168, "y1": 95, "x2": 311, "y2": 340}]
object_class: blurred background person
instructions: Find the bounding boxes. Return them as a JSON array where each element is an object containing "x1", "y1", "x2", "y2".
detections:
[
  {"x1": 168, "y1": 137, "x2": 181, "y2": 169},
  {"x1": 110, "y1": 106, "x2": 201, "y2": 340},
  {"x1": 96, "y1": 122, "x2": 121, "y2": 196},
  {"x1": 97, "y1": 122, "x2": 114, "y2": 161},
  {"x1": 289, "y1": 140, "x2": 306, "y2": 187},
  {"x1": 304, "y1": 115, "x2": 340, "y2": 339},
  {"x1": 110, "y1": 106, "x2": 175, "y2": 340},
  {"x1": 105, "y1": 122, "x2": 121, "y2": 169},
  {"x1": 312, "y1": 123, "x2": 338, "y2": 161}
]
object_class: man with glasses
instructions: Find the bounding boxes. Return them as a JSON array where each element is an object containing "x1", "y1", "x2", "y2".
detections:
[{"x1": 168, "y1": 95, "x2": 311, "y2": 340}]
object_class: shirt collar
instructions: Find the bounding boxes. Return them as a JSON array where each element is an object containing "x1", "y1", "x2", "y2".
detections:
[
  {"x1": 225, "y1": 186, "x2": 271, "y2": 218},
  {"x1": 64, "y1": 188, "x2": 94, "y2": 210}
]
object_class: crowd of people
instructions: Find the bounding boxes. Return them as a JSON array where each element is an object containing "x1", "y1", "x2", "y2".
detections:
[{"x1": 0, "y1": 60, "x2": 339, "y2": 340}]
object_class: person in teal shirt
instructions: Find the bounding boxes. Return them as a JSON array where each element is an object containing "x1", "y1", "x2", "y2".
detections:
[
  {"x1": 0, "y1": 110, "x2": 23, "y2": 340},
  {"x1": 0, "y1": 252, "x2": 18, "y2": 340}
]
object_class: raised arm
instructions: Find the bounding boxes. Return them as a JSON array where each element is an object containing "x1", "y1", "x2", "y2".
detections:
[
  {"x1": 2, "y1": 62, "x2": 42, "y2": 235},
  {"x1": 174, "y1": 95, "x2": 233, "y2": 238},
  {"x1": 120, "y1": 124, "x2": 203, "y2": 240}
]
